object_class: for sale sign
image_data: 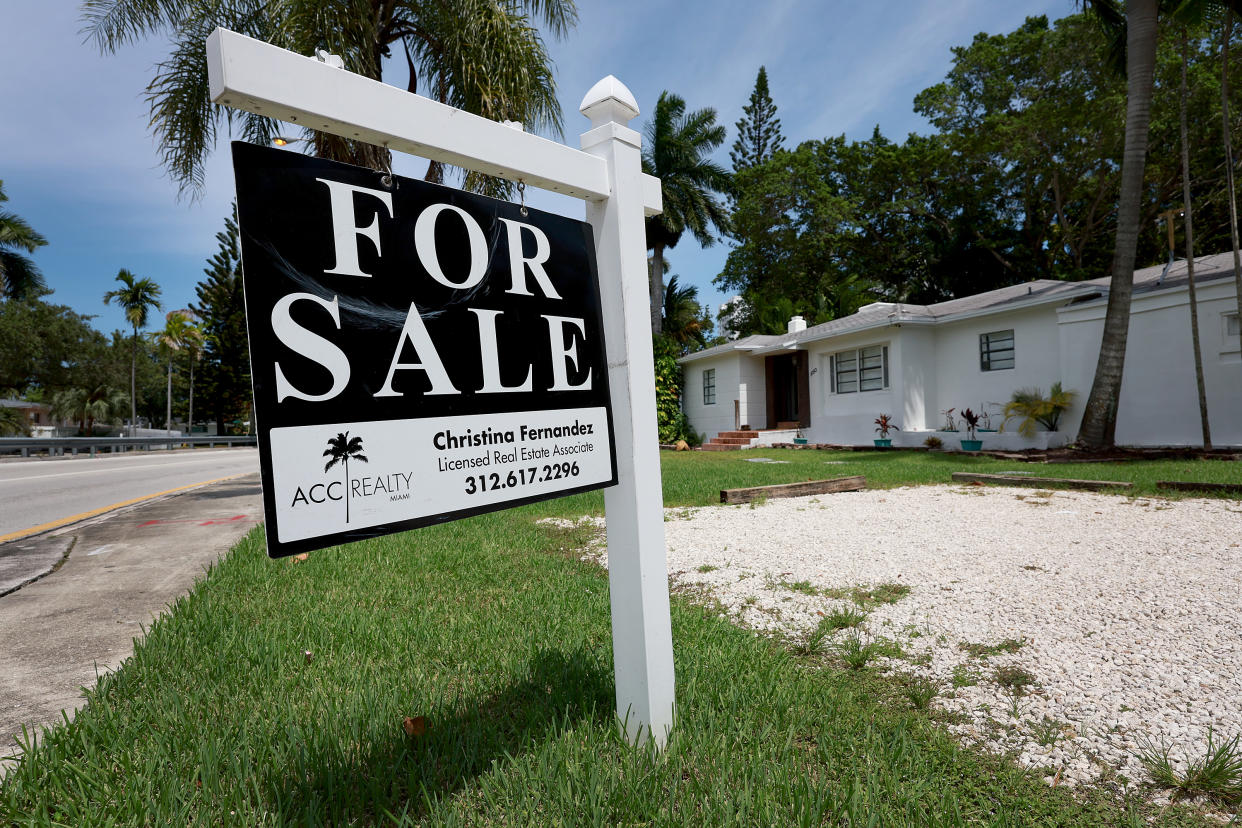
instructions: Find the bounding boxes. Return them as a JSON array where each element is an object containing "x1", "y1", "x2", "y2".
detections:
[{"x1": 232, "y1": 142, "x2": 617, "y2": 557}]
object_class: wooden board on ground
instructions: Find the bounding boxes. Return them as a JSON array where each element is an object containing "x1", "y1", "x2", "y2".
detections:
[
  {"x1": 721, "y1": 476, "x2": 866, "y2": 504},
  {"x1": 951, "y1": 472, "x2": 1132, "y2": 491},
  {"x1": 1156, "y1": 480, "x2": 1242, "y2": 495}
]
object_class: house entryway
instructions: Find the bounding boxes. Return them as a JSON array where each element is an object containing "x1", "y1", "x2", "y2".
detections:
[{"x1": 765, "y1": 352, "x2": 809, "y2": 430}]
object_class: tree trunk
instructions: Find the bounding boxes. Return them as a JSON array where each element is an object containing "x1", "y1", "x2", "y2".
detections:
[
  {"x1": 130, "y1": 325, "x2": 138, "y2": 438},
  {"x1": 1078, "y1": 0, "x2": 1159, "y2": 449},
  {"x1": 166, "y1": 358, "x2": 173, "y2": 434},
  {"x1": 650, "y1": 243, "x2": 665, "y2": 335},
  {"x1": 1222, "y1": 11, "x2": 1242, "y2": 356},
  {"x1": 188, "y1": 362, "x2": 194, "y2": 436},
  {"x1": 1179, "y1": 30, "x2": 1211, "y2": 449},
  {"x1": 344, "y1": 457, "x2": 350, "y2": 523}
]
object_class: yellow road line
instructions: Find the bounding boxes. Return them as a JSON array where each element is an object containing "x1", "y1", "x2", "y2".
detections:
[{"x1": 0, "y1": 473, "x2": 253, "y2": 544}]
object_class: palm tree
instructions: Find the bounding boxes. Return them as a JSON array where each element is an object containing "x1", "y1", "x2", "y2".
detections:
[
  {"x1": 1221, "y1": 11, "x2": 1242, "y2": 351},
  {"x1": 156, "y1": 309, "x2": 197, "y2": 433},
  {"x1": 323, "y1": 432, "x2": 367, "y2": 523},
  {"x1": 661, "y1": 275, "x2": 710, "y2": 351},
  {"x1": 104, "y1": 270, "x2": 162, "y2": 437},
  {"x1": 182, "y1": 316, "x2": 205, "y2": 435},
  {"x1": 1076, "y1": 0, "x2": 1160, "y2": 449},
  {"x1": 51, "y1": 385, "x2": 128, "y2": 435},
  {"x1": 642, "y1": 92, "x2": 731, "y2": 335},
  {"x1": 1077, "y1": 0, "x2": 1242, "y2": 448},
  {"x1": 81, "y1": 0, "x2": 576, "y2": 197},
  {"x1": 0, "y1": 404, "x2": 31, "y2": 437},
  {"x1": 0, "y1": 180, "x2": 48, "y2": 301},
  {"x1": 1175, "y1": 24, "x2": 1210, "y2": 448}
]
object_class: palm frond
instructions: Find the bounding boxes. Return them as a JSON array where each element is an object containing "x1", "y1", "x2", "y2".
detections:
[
  {"x1": 0, "y1": 251, "x2": 48, "y2": 301},
  {"x1": 643, "y1": 91, "x2": 732, "y2": 251},
  {"x1": 80, "y1": 0, "x2": 193, "y2": 52}
]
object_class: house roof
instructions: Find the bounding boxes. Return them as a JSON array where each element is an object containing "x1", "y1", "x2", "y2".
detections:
[
  {"x1": 1083, "y1": 250, "x2": 1238, "y2": 296},
  {"x1": 0, "y1": 399, "x2": 46, "y2": 410},
  {"x1": 679, "y1": 253, "x2": 1239, "y2": 363},
  {"x1": 677, "y1": 333, "x2": 785, "y2": 364}
]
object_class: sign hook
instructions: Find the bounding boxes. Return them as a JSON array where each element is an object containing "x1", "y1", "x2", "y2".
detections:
[{"x1": 517, "y1": 180, "x2": 528, "y2": 217}]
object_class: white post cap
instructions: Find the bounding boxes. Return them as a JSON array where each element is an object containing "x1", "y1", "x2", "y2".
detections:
[{"x1": 580, "y1": 75, "x2": 640, "y2": 128}]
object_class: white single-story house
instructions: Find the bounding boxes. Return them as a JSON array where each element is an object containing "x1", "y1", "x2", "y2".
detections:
[{"x1": 679, "y1": 253, "x2": 1242, "y2": 449}]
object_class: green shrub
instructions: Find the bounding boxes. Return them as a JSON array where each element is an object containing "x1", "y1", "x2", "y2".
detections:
[
  {"x1": 653, "y1": 335, "x2": 693, "y2": 444},
  {"x1": 1001, "y1": 383, "x2": 1076, "y2": 436}
]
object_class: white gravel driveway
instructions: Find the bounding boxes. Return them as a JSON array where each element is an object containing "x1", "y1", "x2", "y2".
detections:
[{"x1": 584, "y1": 484, "x2": 1242, "y2": 800}]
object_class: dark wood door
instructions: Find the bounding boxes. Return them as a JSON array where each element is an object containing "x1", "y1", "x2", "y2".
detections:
[{"x1": 765, "y1": 353, "x2": 810, "y2": 428}]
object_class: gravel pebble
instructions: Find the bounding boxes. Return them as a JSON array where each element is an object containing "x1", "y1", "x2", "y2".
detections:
[{"x1": 559, "y1": 484, "x2": 1242, "y2": 806}]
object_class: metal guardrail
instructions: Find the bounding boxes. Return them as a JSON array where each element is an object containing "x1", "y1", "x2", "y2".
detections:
[{"x1": 0, "y1": 435, "x2": 257, "y2": 458}]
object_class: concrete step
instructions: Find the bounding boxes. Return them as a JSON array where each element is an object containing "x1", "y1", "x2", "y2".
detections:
[
  {"x1": 700, "y1": 443, "x2": 742, "y2": 451},
  {"x1": 717, "y1": 431, "x2": 759, "y2": 439},
  {"x1": 714, "y1": 437, "x2": 754, "y2": 445}
]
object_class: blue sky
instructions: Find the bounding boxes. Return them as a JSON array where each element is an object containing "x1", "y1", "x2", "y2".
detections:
[{"x1": 3, "y1": 0, "x2": 1064, "y2": 336}]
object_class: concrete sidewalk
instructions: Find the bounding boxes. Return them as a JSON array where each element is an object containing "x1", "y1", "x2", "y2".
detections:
[{"x1": 0, "y1": 474, "x2": 263, "y2": 770}]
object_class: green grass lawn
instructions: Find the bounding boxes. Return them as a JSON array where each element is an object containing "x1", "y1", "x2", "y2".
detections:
[{"x1": 2, "y1": 450, "x2": 1235, "y2": 825}]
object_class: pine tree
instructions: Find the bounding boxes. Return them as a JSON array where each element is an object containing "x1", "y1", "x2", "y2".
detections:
[
  {"x1": 730, "y1": 67, "x2": 784, "y2": 172},
  {"x1": 192, "y1": 205, "x2": 251, "y2": 434}
]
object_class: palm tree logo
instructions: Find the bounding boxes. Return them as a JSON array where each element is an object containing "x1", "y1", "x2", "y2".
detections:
[{"x1": 323, "y1": 432, "x2": 367, "y2": 523}]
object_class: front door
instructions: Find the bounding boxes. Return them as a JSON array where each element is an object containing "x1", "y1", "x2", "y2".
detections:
[{"x1": 765, "y1": 352, "x2": 810, "y2": 429}]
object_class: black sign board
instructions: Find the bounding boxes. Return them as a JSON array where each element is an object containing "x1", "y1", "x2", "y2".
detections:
[{"x1": 232, "y1": 142, "x2": 617, "y2": 557}]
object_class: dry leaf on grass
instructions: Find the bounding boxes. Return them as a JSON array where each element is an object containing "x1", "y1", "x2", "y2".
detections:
[
  {"x1": 403, "y1": 715, "x2": 427, "y2": 737},
  {"x1": 293, "y1": 553, "x2": 309, "y2": 562}
]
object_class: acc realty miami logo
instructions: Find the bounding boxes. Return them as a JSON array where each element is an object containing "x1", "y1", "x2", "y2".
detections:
[{"x1": 287, "y1": 431, "x2": 415, "y2": 524}]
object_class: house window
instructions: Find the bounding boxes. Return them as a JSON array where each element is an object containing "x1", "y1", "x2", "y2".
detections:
[
  {"x1": 980, "y1": 329, "x2": 1015, "y2": 371},
  {"x1": 702, "y1": 368, "x2": 716, "y2": 405},
  {"x1": 830, "y1": 345, "x2": 888, "y2": 393},
  {"x1": 1226, "y1": 312, "x2": 1240, "y2": 338}
]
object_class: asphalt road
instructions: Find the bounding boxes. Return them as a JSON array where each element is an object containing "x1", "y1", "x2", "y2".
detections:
[{"x1": 0, "y1": 448, "x2": 260, "y2": 540}]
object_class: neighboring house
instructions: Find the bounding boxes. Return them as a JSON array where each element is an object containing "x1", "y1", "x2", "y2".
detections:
[
  {"x1": 679, "y1": 253, "x2": 1241, "y2": 449},
  {"x1": 0, "y1": 399, "x2": 55, "y2": 435}
]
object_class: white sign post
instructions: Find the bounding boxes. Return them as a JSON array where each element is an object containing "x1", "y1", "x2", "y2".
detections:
[{"x1": 207, "y1": 29, "x2": 676, "y2": 747}]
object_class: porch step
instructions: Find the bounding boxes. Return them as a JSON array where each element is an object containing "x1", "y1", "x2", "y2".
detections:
[{"x1": 699, "y1": 428, "x2": 759, "y2": 451}]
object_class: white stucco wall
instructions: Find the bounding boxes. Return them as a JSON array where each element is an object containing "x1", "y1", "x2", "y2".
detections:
[
  {"x1": 682, "y1": 354, "x2": 742, "y2": 438},
  {"x1": 800, "y1": 306, "x2": 1069, "y2": 446},
  {"x1": 1058, "y1": 279, "x2": 1241, "y2": 446},
  {"x1": 736, "y1": 356, "x2": 767, "y2": 430},
  {"x1": 897, "y1": 327, "x2": 938, "y2": 431},
  {"x1": 803, "y1": 330, "x2": 902, "y2": 444},
  {"x1": 931, "y1": 306, "x2": 1067, "y2": 435}
]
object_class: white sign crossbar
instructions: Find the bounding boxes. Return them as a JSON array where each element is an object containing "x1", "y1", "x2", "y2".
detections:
[{"x1": 206, "y1": 28, "x2": 662, "y2": 213}]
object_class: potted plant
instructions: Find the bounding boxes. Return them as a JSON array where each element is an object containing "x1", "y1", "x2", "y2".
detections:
[
  {"x1": 940, "y1": 408, "x2": 957, "y2": 432},
  {"x1": 793, "y1": 427, "x2": 808, "y2": 445},
  {"x1": 873, "y1": 414, "x2": 898, "y2": 447},
  {"x1": 959, "y1": 408, "x2": 982, "y2": 451},
  {"x1": 977, "y1": 404, "x2": 998, "y2": 432}
]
